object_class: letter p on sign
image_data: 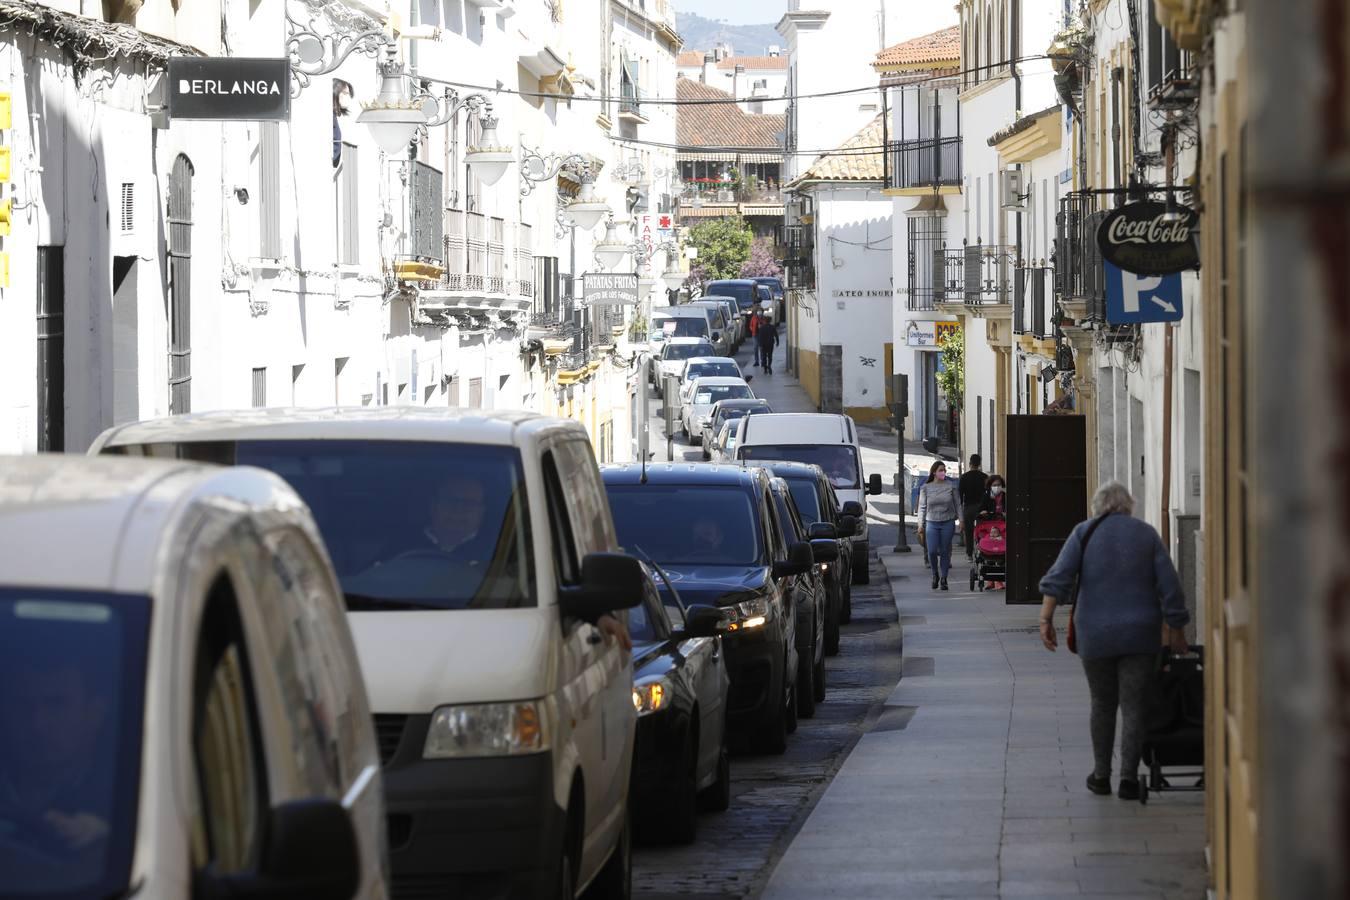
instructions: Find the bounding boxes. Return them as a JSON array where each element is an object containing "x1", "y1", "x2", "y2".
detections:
[{"x1": 1104, "y1": 260, "x2": 1184, "y2": 325}]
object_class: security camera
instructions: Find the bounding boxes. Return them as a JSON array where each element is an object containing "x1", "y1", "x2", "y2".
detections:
[{"x1": 233, "y1": 187, "x2": 249, "y2": 205}]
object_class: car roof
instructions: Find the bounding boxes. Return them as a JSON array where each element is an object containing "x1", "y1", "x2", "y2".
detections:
[
  {"x1": 738, "y1": 412, "x2": 856, "y2": 443},
  {"x1": 711, "y1": 398, "x2": 771, "y2": 410},
  {"x1": 696, "y1": 295, "x2": 736, "y2": 302},
  {"x1": 707, "y1": 278, "x2": 756, "y2": 286},
  {"x1": 0, "y1": 455, "x2": 303, "y2": 593},
  {"x1": 688, "y1": 376, "x2": 751, "y2": 387},
  {"x1": 745, "y1": 459, "x2": 828, "y2": 480},
  {"x1": 95, "y1": 406, "x2": 577, "y2": 448},
  {"x1": 753, "y1": 276, "x2": 782, "y2": 283},
  {"x1": 685, "y1": 357, "x2": 739, "y2": 366},
  {"x1": 600, "y1": 462, "x2": 771, "y2": 487}
]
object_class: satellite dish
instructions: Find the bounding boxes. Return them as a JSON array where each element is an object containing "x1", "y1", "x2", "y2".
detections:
[{"x1": 294, "y1": 35, "x2": 325, "y2": 65}]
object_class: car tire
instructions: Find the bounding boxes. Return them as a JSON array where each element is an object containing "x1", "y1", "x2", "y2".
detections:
[
  {"x1": 852, "y1": 542, "x2": 871, "y2": 585},
  {"x1": 784, "y1": 671, "x2": 799, "y2": 734},
  {"x1": 813, "y1": 653, "x2": 826, "y2": 704},
  {"x1": 583, "y1": 808, "x2": 631, "y2": 900},
  {"x1": 754, "y1": 690, "x2": 789, "y2": 755},
  {"x1": 666, "y1": 729, "x2": 699, "y2": 845},
  {"x1": 840, "y1": 579, "x2": 853, "y2": 625},
  {"x1": 825, "y1": 582, "x2": 841, "y2": 656},
  {"x1": 701, "y1": 444, "x2": 710, "y2": 461},
  {"x1": 796, "y1": 635, "x2": 816, "y2": 719},
  {"x1": 698, "y1": 735, "x2": 732, "y2": 813},
  {"x1": 556, "y1": 803, "x2": 580, "y2": 900}
]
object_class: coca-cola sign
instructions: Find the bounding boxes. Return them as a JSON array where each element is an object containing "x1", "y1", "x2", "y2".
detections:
[{"x1": 1095, "y1": 200, "x2": 1200, "y2": 275}]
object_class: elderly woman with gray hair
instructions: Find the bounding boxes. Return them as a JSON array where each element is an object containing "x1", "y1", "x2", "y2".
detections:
[{"x1": 1037, "y1": 481, "x2": 1190, "y2": 801}]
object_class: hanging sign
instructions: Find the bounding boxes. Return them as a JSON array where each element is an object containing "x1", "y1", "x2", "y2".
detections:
[
  {"x1": 583, "y1": 273, "x2": 640, "y2": 306},
  {"x1": 1095, "y1": 200, "x2": 1199, "y2": 275},
  {"x1": 168, "y1": 58, "x2": 291, "y2": 121}
]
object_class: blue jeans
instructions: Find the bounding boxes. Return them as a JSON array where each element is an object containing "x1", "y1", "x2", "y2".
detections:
[{"x1": 925, "y1": 520, "x2": 956, "y2": 579}]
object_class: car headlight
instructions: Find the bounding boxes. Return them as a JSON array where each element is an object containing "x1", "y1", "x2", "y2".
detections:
[
  {"x1": 725, "y1": 597, "x2": 770, "y2": 632},
  {"x1": 423, "y1": 700, "x2": 550, "y2": 758},
  {"x1": 632, "y1": 677, "x2": 673, "y2": 717}
]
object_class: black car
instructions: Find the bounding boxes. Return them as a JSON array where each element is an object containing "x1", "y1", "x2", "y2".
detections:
[
  {"x1": 753, "y1": 277, "x2": 786, "y2": 322},
  {"x1": 705, "y1": 279, "x2": 761, "y2": 317},
  {"x1": 602, "y1": 464, "x2": 814, "y2": 754},
  {"x1": 766, "y1": 476, "x2": 830, "y2": 717},
  {"x1": 629, "y1": 563, "x2": 731, "y2": 843},
  {"x1": 751, "y1": 461, "x2": 859, "y2": 651}
]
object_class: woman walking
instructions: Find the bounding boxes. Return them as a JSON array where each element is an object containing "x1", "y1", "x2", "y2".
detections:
[
  {"x1": 916, "y1": 461, "x2": 962, "y2": 591},
  {"x1": 1037, "y1": 481, "x2": 1190, "y2": 800}
]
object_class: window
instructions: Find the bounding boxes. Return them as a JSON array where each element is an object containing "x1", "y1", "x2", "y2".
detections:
[
  {"x1": 337, "y1": 143, "x2": 359, "y2": 265},
  {"x1": 607, "y1": 485, "x2": 763, "y2": 567},
  {"x1": 36, "y1": 245, "x2": 64, "y2": 451},
  {"x1": 541, "y1": 452, "x2": 580, "y2": 585},
  {"x1": 334, "y1": 357, "x2": 348, "y2": 404},
  {"x1": 192, "y1": 580, "x2": 268, "y2": 873},
  {"x1": 168, "y1": 155, "x2": 193, "y2": 415},
  {"x1": 291, "y1": 364, "x2": 304, "y2": 406},
  {"x1": 260, "y1": 123, "x2": 282, "y2": 259},
  {"x1": 468, "y1": 377, "x2": 483, "y2": 408},
  {"x1": 252, "y1": 367, "x2": 267, "y2": 407},
  {"x1": 464, "y1": 115, "x2": 482, "y2": 213}
]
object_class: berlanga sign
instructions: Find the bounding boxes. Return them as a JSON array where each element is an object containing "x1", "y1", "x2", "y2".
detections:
[
  {"x1": 1095, "y1": 200, "x2": 1199, "y2": 276},
  {"x1": 583, "y1": 273, "x2": 640, "y2": 306},
  {"x1": 168, "y1": 58, "x2": 291, "y2": 121}
]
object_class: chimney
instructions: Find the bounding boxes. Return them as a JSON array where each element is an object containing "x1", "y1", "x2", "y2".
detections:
[
  {"x1": 768, "y1": 45, "x2": 781, "y2": 57},
  {"x1": 702, "y1": 52, "x2": 716, "y2": 84},
  {"x1": 733, "y1": 64, "x2": 745, "y2": 102}
]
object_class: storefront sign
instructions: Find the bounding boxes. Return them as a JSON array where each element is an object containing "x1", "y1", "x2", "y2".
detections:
[
  {"x1": 1095, "y1": 200, "x2": 1199, "y2": 275},
  {"x1": 168, "y1": 58, "x2": 291, "y2": 121},
  {"x1": 583, "y1": 272, "x2": 639, "y2": 306},
  {"x1": 905, "y1": 320, "x2": 960, "y2": 348}
]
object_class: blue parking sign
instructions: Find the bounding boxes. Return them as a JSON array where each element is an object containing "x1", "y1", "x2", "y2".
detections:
[{"x1": 1104, "y1": 261, "x2": 1184, "y2": 324}]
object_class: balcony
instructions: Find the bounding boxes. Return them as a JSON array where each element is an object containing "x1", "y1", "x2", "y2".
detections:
[
  {"x1": 1054, "y1": 192, "x2": 1107, "y2": 322},
  {"x1": 1013, "y1": 266, "x2": 1055, "y2": 339},
  {"x1": 618, "y1": 87, "x2": 648, "y2": 124},
  {"x1": 678, "y1": 181, "x2": 785, "y2": 217},
  {"x1": 932, "y1": 242, "x2": 1015, "y2": 307},
  {"x1": 886, "y1": 137, "x2": 963, "y2": 191}
]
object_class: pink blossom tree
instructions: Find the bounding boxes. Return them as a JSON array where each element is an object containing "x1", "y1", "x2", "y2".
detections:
[{"x1": 739, "y1": 238, "x2": 784, "y2": 279}]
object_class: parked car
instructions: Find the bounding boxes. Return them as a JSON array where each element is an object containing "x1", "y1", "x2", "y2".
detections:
[
  {"x1": 681, "y1": 377, "x2": 756, "y2": 444},
  {"x1": 696, "y1": 296, "x2": 744, "y2": 345},
  {"x1": 652, "y1": 309, "x2": 712, "y2": 342},
  {"x1": 602, "y1": 464, "x2": 814, "y2": 755},
  {"x1": 0, "y1": 454, "x2": 386, "y2": 900},
  {"x1": 655, "y1": 338, "x2": 717, "y2": 396},
  {"x1": 701, "y1": 398, "x2": 774, "y2": 461},
  {"x1": 704, "y1": 279, "x2": 762, "y2": 317},
  {"x1": 749, "y1": 460, "x2": 858, "y2": 643},
  {"x1": 753, "y1": 277, "x2": 786, "y2": 323},
  {"x1": 678, "y1": 357, "x2": 745, "y2": 399},
  {"x1": 657, "y1": 306, "x2": 729, "y2": 358},
  {"x1": 766, "y1": 476, "x2": 829, "y2": 718},
  {"x1": 735, "y1": 413, "x2": 885, "y2": 585},
  {"x1": 684, "y1": 300, "x2": 735, "y2": 356},
  {"x1": 628, "y1": 563, "x2": 731, "y2": 844},
  {"x1": 93, "y1": 410, "x2": 646, "y2": 900},
  {"x1": 755, "y1": 284, "x2": 777, "y2": 323}
]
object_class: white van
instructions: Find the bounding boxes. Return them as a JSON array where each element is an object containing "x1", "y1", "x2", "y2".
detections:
[
  {"x1": 734, "y1": 413, "x2": 884, "y2": 584},
  {"x1": 0, "y1": 455, "x2": 386, "y2": 900},
  {"x1": 92, "y1": 409, "x2": 645, "y2": 899}
]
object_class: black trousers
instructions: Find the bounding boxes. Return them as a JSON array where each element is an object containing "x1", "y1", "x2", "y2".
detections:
[{"x1": 962, "y1": 503, "x2": 983, "y2": 555}]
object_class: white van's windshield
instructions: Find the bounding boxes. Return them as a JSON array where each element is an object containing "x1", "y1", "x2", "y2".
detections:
[
  {"x1": 103, "y1": 440, "x2": 536, "y2": 611},
  {"x1": 739, "y1": 444, "x2": 861, "y2": 489}
]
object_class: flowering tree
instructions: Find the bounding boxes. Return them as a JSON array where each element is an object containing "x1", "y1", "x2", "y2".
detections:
[
  {"x1": 686, "y1": 216, "x2": 753, "y2": 282},
  {"x1": 739, "y1": 238, "x2": 783, "y2": 279}
]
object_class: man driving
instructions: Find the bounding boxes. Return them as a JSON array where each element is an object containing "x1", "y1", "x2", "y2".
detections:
[{"x1": 422, "y1": 474, "x2": 489, "y2": 556}]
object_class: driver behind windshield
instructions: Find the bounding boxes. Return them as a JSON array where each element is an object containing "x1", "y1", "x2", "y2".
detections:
[{"x1": 419, "y1": 474, "x2": 490, "y2": 559}]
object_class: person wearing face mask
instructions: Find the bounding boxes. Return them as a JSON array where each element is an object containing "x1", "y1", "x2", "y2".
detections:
[
  {"x1": 957, "y1": 454, "x2": 988, "y2": 560},
  {"x1": 917, "y1": 460, "x2": 962, "y2": 591},
  {"x1": 981, "y1": 474, "x2": 1008, "y2": 588}
]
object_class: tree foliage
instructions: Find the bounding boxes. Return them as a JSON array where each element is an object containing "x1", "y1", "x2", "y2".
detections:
[
  {"x1": 686, "y1": 216, "x2": 753, "y2": 283},
  {"x1": 936, "y1": 327, "x2": 965, "y2": 412},
  {"x1": 739, "y1": 237, "x2": 783, "y2": 279}
]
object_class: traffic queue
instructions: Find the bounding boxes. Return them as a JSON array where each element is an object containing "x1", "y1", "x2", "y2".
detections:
[{"x1": 0, "y1": 368, "x2": 883, "y2": 900}]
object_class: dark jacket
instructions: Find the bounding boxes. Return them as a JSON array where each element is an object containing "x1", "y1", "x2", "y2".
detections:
[
  {"x1": 1038, "y1": 513, "x2": 1190, "y2": 659},
  {"x1": 980, "y1": 491, "x2": 1007, "y2": 518},
  {"x1": 754, "y1": 323, "x2": 779, "y2": 350},
  {"x1": 958, "y1": 470, "x2": 987, "y2": 507}
]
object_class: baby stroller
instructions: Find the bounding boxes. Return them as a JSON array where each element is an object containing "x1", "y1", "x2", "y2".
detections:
[
  {"x1": 1137, "y1": 646, "x2": 1205, "y2": 804},
  {"x1": 969, "y1": 512, "x2": 1007, "y2": 591}
]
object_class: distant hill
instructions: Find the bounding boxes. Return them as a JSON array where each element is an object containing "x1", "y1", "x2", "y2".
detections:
[{"x1": 676, "y1": 11, "x2": 782, "y2": 58}]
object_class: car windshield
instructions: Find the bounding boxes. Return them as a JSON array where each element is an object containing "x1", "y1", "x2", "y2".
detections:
[
  {"x1": 784, "y1": 478, "x2": 825, "y2": 523},
  {"x1": 687, "y1": 362, "x2": 740, "y2": 380},
  {"x1": 0, "y1": 588, "x2": 150, "y2": 899},
  {"x1": 740, "y1": 444, "x2": 861, "y2": 489},
  {"x1": 657, "y1": 317, "x2": 708, "y2": 338},
  {"x1": 755, "y1": 278, "x2": 784, "y2": 296},
  {"x1": 607, "y1": 485, "x2": 763, "y2": 566},
  {"x1": 694, "y1": 384, "x2": 752, "y2": 405},
  {"x1": 106, "y1": 440, "x2": 536, "y2": 611},
  {"x1": 664, "y1": 343, "x2": 714, "y2": 361}
]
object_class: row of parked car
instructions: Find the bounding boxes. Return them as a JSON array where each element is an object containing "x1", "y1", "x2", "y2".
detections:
[{"x1": 0, "y1": 402, "x2": 878, "y2": 900}]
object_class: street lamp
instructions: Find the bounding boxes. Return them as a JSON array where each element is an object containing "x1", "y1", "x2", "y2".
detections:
[
  {"x1": 567, "y1": 176, "x2": 612, "y2": 232},
  {"x1": 357, "y1": 47, "x2": 427, "y2": 154},
  {"x1": 594, "y1": 216, "x2": 631, "y2": 270},
  {"x1": 465, "y1": 117, "x2": 514, "y2": 186},
  {"x1": 660, "y1": 266, "x2": 686, "y2": 292}
]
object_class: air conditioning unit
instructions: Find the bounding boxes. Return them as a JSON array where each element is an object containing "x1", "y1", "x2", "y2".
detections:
[{"x1": 1001, "y1": 167, "x2": 1025, "y2": 210}]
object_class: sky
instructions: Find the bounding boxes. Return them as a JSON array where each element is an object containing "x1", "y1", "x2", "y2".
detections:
[{"x1": 675, "y1": 0, "x2": 786, "y2": 24}]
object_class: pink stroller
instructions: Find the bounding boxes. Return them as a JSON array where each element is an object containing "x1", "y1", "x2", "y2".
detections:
[{"x1": 969, "y1": 513, "x2": 1007, "y2": 591}]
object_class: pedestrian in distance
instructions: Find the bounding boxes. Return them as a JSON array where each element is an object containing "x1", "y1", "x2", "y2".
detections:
[
  {"x1": 1037, "y1": 481, "x2": 1190, "y2": 801},
  {"x1": 981, "y1": 474, "x2": 1008, "y2": 589},
  {"x1": 755, "y1": 316, "x2": 779, "y2": 374},
  {"x1": 748, "y1": 309, "x2": 763, "y2": 367},
  {"x1": 958, "y1": 454, "x2": 988, "y2": 559},
  {"x1": 916, "y1": 460, "x2": 961, "y2": 591}
]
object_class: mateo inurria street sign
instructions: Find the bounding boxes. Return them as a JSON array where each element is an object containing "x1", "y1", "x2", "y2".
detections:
[
  {"x1": 168, "y1": 58, "x2": 291, "y2": 121},
  {"x1": 1095, "y1": 200, "x2": 1200, "y2": 276}
]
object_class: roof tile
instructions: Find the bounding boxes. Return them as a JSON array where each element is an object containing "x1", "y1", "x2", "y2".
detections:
[
  {"x1": 676, "y1": 78, "x2": 786, "y2": 151},
  {"x1": 873, "y1": 25, "x2": 960, "y2": 69},
  {"x1": 792, "y1": 115, "x2": 886, "y2": 183}
]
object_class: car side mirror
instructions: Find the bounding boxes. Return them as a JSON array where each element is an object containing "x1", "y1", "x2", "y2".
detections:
[
  {"x1": 744, "y1": 374, "x2": 754, "y2": 383},
  {"x1": 560, "y1": 553, "x2": 645, "y2": 621},
  {"x1": 198, "y1": 799, "x2": 359, "y2": 900},
  {"x1": 773, "y1": 542, "x2": 814, "y2": 578},
  {"x1": 680, "y1": 605, "x2": 726, "y2": 638},
  {"x1": 841, "y1": 500, "x2": 864, "y2": 518},
  {"x1": 867, "y1": 473, "x2": 884, "y2": 496},
  {"x1": 810, "y1": 539, "x2": 839, "y2": 563},
  {"x1": 836, "y1": 514, "x2": 859, "y2": 538},
  {"x1": 807, "y1": 522, "x2": 838, "y2": 540},
  {"x1": 712, "y1": 332, "x2": 721, "y2": 341}
]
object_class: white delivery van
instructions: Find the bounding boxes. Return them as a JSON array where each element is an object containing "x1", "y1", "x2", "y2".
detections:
[
  {"x1": 0, "y1": 455, "x2": 386, "y2": 900},
  {"x1": 92, "y1": 409, "x2": 645, "y2": 899},
  {"x1": 734, "y1": 413, "x2": 884, "y2": 584}
]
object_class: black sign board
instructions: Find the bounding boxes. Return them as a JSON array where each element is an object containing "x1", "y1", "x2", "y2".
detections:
[
  {"x1": 583, "y1": 273, "x2": 639, "y2": 306},
  {"x1": 1095, "y1": 200, "x2": 1199, "y2": 275},
  {"x1": 168, "y1": 58, "x2": 291, "y2": 121}
]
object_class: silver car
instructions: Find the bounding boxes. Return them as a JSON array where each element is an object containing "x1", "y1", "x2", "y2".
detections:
[{"x1": 681, "y1": 376, "x2": 756, "y2": 444}]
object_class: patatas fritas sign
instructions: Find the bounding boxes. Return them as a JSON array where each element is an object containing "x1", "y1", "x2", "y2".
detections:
[
  {"x1": 168, "y1": 58, "x2": 291, "y2": 121},
  {"x1": 583, "y1": 273, "x2": 640, "y2": 306}
]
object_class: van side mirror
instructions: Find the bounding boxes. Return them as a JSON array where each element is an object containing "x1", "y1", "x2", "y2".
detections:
[
  {"x1": 836, "y1": 514, "x2": 859, "y2": 538},
  {"x1": 198, "y1": 799, "x2": 359, "y2": 900},
  {"x1": 560, "y1": 553, "x2": 645, "y2": 621},
  {"x1": 841, "y1": 500, "x2": 863, "y2": 518},
  {"x1": 772, "y1": 542, "x2": 814, "y2": 578},
  {"x1": 679, "y1": 605, "x2": 726, "y2": 638},
  {"x1": 811, "y1": 539, "x2": 839, "y2": 563},
  {"x1": 807, "y1": 522, "x2": 838, "y2": 540},
  {"x1": 867, "y1": 473, "x2": 884, "y2": 495}
]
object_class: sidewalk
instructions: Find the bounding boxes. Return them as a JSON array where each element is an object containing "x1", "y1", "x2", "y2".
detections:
[{"x1": 760, "y1": 548, "x2": 1209, "y2": 900}]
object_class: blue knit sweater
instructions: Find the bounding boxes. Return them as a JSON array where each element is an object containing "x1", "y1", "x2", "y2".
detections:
[{"x1": 1038, "y1": 512, "x2": 1190, "y2": 659}]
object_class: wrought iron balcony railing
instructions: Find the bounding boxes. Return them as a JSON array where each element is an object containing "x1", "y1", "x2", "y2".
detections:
[
  {"x1": 931, "y1": 242, "x2": 1015, "y2": 306},
  {"x1": 887, "y1": 137, "x2": 963, "y2": 190},
  {"x1": 1054, "y1": 192, "x2": 1108, "y2": 322},
  {"x1": 1013, "y1": 266, "x2": 1055, "y2": 338}
]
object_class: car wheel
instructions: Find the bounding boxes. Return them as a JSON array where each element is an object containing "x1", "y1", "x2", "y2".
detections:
[
  {"x1": 754, "y1": 690, "x2": 789, "y2": 755},
  {"x1": 825, "y1": 582, "x2": 841, "y2": 656},
  {"x1": 556, "y1": 805, "x2": 580, "y2": 900},
  {"x1": 840, "y1": 580, "x2": 853, "y2": 625},
  {"x1": 583, "y1": 808, "x2": 631, "y2": 900},
  {"x1": 784, "y1": 670, "x2": 799, "y2": 734},
  {"x1": 852, "y1": 542, "x2": 871, "y2": 585},
  {"x1": 813, "y1": 653, "x2": 826, "y2": 704},
  {"x1": 796, "y1": 636, "x2": 816, "y2": 719},
  {"x1": 698, "y1": 733, "x2": 732, "y2": 813},
  {"x1": 701, "y1": 444, "x2": 710, "y2": 461},
  {"x1": 664, "y1": 727, "x2": 699, "y2": 844}
]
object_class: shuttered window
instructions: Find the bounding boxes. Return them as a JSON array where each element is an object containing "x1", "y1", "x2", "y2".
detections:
[
  {"x1": 260, "y1": 123, "x2": 281, "y2": 259},
  {"x1": 339, "y1": 143, "x2": 359, "y2": 265},
  {"x1": 252, "y1": 368, "x2": 267, "y2": 407}
]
